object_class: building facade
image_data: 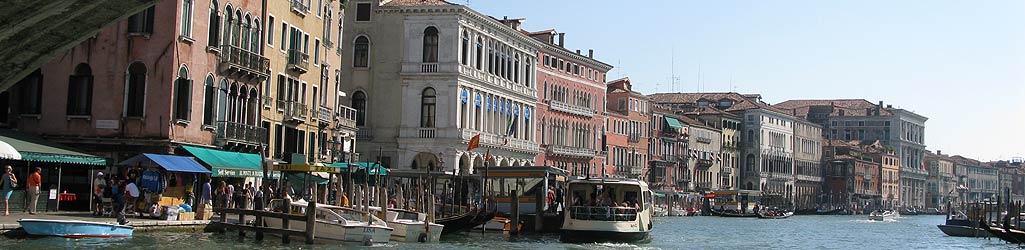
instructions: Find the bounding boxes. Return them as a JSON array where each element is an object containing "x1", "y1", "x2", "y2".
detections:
[
  {"x1": 606, "y1": 78, "x2": 649, "y2": 179},
  {"x1": 876, "y1": 150, "x2": 901, "y2": 209},
  {"x1": 952, "y1": 156, "x2": 998, "y2": 202},
  {"x1": 684, "y1": 107, "x2": 742, "y2": 191},
  {"x1": 792, "y1": 120, "x2": 823, "y2": 210},
  {"x1": 680, "y1": 117, "x2": 722, "y2": 192},
  {"x1": 648, "y1": 106, "x2": 688, "y2": 191},
  {"x1": 774, "y1": 99, "x2": 928, "y2": 209},
  {"x1": 925, "y1": 151, "x2": 956, "y2": 210},
  {"x1": 340, "y1": 0, "x2": 540, "y2": 173},
  {"x1": 823, "y1": 140, "x2": 883, "y2": 211},
  {"x1": 529, "y1": 30, "x2": 611, "y2": 176}
]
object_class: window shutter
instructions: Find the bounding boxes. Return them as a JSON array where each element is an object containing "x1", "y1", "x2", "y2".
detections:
[{"x1": 85, "y1": 75, "x2": 94, "y2": 114}]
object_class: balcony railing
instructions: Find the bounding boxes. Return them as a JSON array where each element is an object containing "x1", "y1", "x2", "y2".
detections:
[
  {"x1": 290, "y1": 0, "x2": 310, "y2": 15},
  {"x1": 219, "y1": 44, "x2": 269, "y2": 79},
  {"x1": 262, "y1": 95, "x2": 273, "y2": 109},
  {"x1": 418, "y1": 128, "x2": 436, "y2": 138},
  {"x1": 282, "y1": 100, "x2": 307, "y2": 122},
  {"x1": 421, "y1": 63, "x2": 438, "y2": 73},
  {"x1": 313, "y1": 105, "x2": 332, "y2": 123},
  {"x1": 356, "y1": 127, "x2": 372, "y2": 140},
  {"x1": 460, "y1": 129, "x2": 540, "y2": 153},
  {"x1": 549, "y1": 100, "x2": 593, "y2": 117},
  {"x1": 548, "y1": 145, "x2": 596, "y2": 158},
  {"x1": 335, "y1": 106, "x2": 357, "y2": 130},
  {"x1": 287, "y1": 49, "x2": 310, "y2": 73},
  {"x1": 216, "y1": 121, "x2": 267, "y2": 146}
]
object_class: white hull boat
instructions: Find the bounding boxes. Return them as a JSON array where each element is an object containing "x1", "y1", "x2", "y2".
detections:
[
  {"x1": 265, "y1": 200, "x2": 393, "y2": 245},
  {"x1": 869, "y1": 210, "x2": 899, "y2": 221}
]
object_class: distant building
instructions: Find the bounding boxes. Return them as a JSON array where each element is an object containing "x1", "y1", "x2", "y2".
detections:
[
  {"x1": 775, "y1": 99, "x2": 928, "y2": 209},
  {"x1": 649, "y1": 106, "x2": 688, "y2": 191},
  {"x1": 678, "y1": 116, "x2": 722, "y2": 192},
  {"x1": 952, "y1": 156, "x2": 998, "y2": 202},
  {"x1": 823, "y1": 140, "x2": 884, "y2": 211},
  {"x1": 874, "y1": 150, "x2": 901, "y2": 209},
  {"x1": 683, "y1": 107, "x2": 742, "y2": 191},
  {"x1": 606, "y1": 78, "x2": 650, "y2": 178},
  {"x1": 925, "y1": 151, "x2": 956, "y2": 210}
]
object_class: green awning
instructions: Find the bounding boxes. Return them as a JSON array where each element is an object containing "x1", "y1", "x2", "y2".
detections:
[
  {"x1": 665, "y1": 117, "x2": 683, "y2": 129},
  {"x1": 653, "y1": 192, "x2": 667, "y2": 198},
  {"x1": 285, "y1": 172, "x2": 329, "y2": 185},
  {"x1": 327, "y1": 162, "x2": 352, "y2": 169},
  {"x1": 0, "y1": 130, "x2": 106, "y2": 166},
  {"x1": 352, "y1": 162, "x2": 388, "y2": 175},
  {"x1": 182, "y1": 145, "x2": 263, "y2": 178}
]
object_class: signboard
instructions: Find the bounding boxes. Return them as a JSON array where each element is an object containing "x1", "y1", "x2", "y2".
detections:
[
  {"x1": 48, "y1": 189, "x2": 57, "y2": 200},
  {"x1": 95, "y1": 120, "x2": 119, "y2": 129},
  {"x1": 273, "y1": 164, "x2": 342, "y2": 173},
  {"x1": 211, "y1": 168, "x2": 265, "y2": 178}
]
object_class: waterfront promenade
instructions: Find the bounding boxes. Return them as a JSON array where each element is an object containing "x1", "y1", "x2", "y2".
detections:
[{"x1": 0, "y1": 212, "x2": 209, "y2": 233}]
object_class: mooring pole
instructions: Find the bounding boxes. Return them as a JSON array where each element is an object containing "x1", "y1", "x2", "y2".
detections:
[
  {"x1": 510, "y1": 190, "x2": 519, "y2": 235},
  {"x1": 305, "y1": 188, "x2": 317, "y2": 244}
]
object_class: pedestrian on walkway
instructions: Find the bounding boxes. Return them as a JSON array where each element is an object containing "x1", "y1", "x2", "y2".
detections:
[
  {"x1": 93, "y1": 172, "x2": 105, "y2": 216},
  {"x1": 254, "y1": 184, "x2": 264, "y2": 211},
  {"x1": 197, "y1": 178, "x2": 211, "y2": 220},
  {"x1": 27, "y1": 167, "x2": 41, "y2": 215},
  {"x1": 122, "y1": 179, "x2": 140, "y2": 216},
  {"x1": 226, "y1": 183, "x2": 235, "y2": 209},
  {"x1": 2, "y1": 165, "x2": 18, "y2": 216}
]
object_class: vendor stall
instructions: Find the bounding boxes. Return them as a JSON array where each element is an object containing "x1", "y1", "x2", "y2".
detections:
[{"x1": 119, "y1": 154, "x2": 211, "y2": 217}]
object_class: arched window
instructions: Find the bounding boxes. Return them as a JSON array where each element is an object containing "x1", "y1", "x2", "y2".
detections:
[
  {"x1": 422, "y1": 27, "x2": 439, "y2": 63},
  {"x1": 203, "y1": 74, "x2": 216, "y2": 126},
  {"x1": 241, "y1": 15, "x2": 251, "y2": 50},
  {"x1": 232, "y1": 11, "x2": 242, "y2": 46},
  {"x1": 125, "y1": 62, "x2": 147, "y2": 117},
  {"x1": 67, "y1": 63, "x2": 93, "y2": 116},
  {"x1": 223, "y1": 5, "x2": 233, "y2": 45},
  {"x1": 180, "y1": 0, "x2": 194, "y2": 37},
  {"x1": 746, "y1": 154, "x2": 756, "y2": 172},
  {"x1": 251, "y1": 19, "x2": 261, "y2": 52},
  {"x1": 461, "y1": 31, "x2": 469, "y2": 65},
  {"x1": 174, "y1": 65, "x2": 192, "y2": 121},
  {"x1": 217, "y1": 79, "x2": 228, "y2": 122},
  {"x1": 475, "y1": 37, "x2": 483, "y2": 70},
  {"x1": 207, "y1": 0, "x2": 220, "y2": 47},
  {"x1": 352, "y1": 91, "x2": 366, "y2": 126},
  {"x1": 353, "y1": 36, "x2": 369, "y2": 67},
  {"x1": 420, "y1": 88, "x2": 436, "y2": 128}
]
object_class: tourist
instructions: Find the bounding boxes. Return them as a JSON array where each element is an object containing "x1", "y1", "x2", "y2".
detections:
[
  {"x1": 1, "y1": 165, "x2": 17, "y2": 216},
  {"x1": 26, "y1": 167, "x2": 41, "y2": 215},
  {"x1": 197, "y1": 178, "x2": 211, "y2": 219},
  {"x1": 243, "y1": 182, "x2": 252, "y2": 210},
  {"x1": 110, "y1": 177, "x2": 122, "y2": 218},
  {"x1": 226, "y1": 182, "x2": 235, "y2": 209},
  {"x1": 555, "y1": 186, "x2": 564, "y2": 212},
  {"x1": 123, "y1": 179, "x2": 140, "y2": 216},
  {"x1": 93, "y1": 172, "x2": 106, "y2": 216},
  {"x1": 254, "y1": 184, "x2": 264, "y2": 211}
]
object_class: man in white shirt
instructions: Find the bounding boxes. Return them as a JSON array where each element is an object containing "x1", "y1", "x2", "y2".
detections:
[{"x1": 122, "y1": 180, "x2": 140, "y2": 216}]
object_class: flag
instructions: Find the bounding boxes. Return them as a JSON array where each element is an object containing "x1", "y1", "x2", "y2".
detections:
[
  {"x1": 467, "y1": 134, "x2": 481, "y2": 151},
  {"x1": 504, "y1": 117, "x2": 517, "y2": 145},
  {"x1": 484, "y1": 148, "x2": 492, "y2": 162}
]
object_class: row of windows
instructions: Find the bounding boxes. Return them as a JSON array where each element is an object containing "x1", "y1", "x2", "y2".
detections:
[
  {"x1": 539, "y1": 118, "x2": 599, "y2": 150},
  {"x1": 541, "y1": 53, "x2": 605, "y2": 83},
  {"x1": 456, "y1": 87, "x2": 533, "y2": 141},
  {"x1": 543, "y1": 81, "x2": 599, "y2": 109},
  {"x1": 460, "y1": 30, "x2": 534, "y2": 87},
  {"x1": 831, "y1": 120, "x2": 890, "y2": 127}
]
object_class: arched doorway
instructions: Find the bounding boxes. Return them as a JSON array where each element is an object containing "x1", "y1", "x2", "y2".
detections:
[
  {"x1": 412, "y1": 152, "x2": 440, "y2": 171},
  {"x1": 458, "y1": 154, "x2": 470, "y2": 175}
]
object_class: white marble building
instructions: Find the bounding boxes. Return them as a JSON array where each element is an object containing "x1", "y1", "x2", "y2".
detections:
[{"x1": 340, "y1": 0, "x2": 540, "y2": 174}]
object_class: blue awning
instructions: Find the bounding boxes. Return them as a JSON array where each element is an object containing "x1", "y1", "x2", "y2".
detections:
[{"x1": 119, "y1": 153, "x2": 211, "y2": 174}]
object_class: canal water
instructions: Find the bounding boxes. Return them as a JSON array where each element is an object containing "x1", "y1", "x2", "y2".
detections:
[{"x1": 1, "y1": 215, "x2": 1018, "y2": 249}]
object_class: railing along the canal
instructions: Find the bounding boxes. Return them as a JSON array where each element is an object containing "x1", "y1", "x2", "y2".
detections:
[{"x1": 569, "y1": 206, "x2": 638, "y2": 221}]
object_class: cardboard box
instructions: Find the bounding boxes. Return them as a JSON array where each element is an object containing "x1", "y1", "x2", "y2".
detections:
[
  {"x1": 178, "y1": 212, "x2": 196, "y2": 221},
  {"x1": 201, "y1": 207, "x2": 213, "y2": 220}
]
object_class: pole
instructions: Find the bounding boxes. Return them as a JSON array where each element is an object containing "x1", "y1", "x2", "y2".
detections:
[
  {"x1": 56, "y1": 166, "x2": 62, "y2": 211},
  {"x1": 304, "y1": 180, "x2": 316, "y2": 245}
]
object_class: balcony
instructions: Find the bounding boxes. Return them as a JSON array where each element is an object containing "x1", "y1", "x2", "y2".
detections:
[
  {"x1": 549, "y1": 100, "x2": 593, "y2": 117},
  {"x1": 215, "y1": 121, "x2": 267, "y2": 146},
  {"x1": 262, "y1": 95, "x2": 273, "y2": 109},
  {"x1": 547, "y1": 145, "x2": 596, "y2": 158},
  {"x1": 460, "y1": 129, "x2": 540, "y2": 153},
  {"x1": 628, "y1": 134, "x2": 641, "y2": 143},
  {"x1": 456, "y1": 64, "x2": 537, "y2": 98},
  {"x1": 335, "y1": 105, "x2": 357, "y2": 130},
  {"x1": 218, "y1": 44, "x2": 269, "y2": 80},
  {"x1": 356, "y1": 127, "x2": 372, "y2": 140},
  {"x1": 287, "y1": 49, "x2": 310, "y2": 73},
  {"x1": 281, "y1": 100, "x2": 307, "y2": 123},
  {"x1": 314, "y1": 106, "x2": 332, "y2": 123},
  {"x1": 290, "y1": 0, "x2": 309, "y2": 15},
  {"x1": 695, "y1": 159, "x2": 713, "y2": 169}
]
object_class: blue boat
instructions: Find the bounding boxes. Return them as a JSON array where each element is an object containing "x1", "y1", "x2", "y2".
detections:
[{"x1": 18, "y1": 219, "x2": 134, "y2": 238}]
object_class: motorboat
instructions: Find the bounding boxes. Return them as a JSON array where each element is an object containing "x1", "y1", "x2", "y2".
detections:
[
  {"x1": 869, "y1": 210, "x2": 899, "y2": 221},
  {"x1": 560, "y1": 178, "x2": 653, "y2": 243},
  {"x1": 757, "y1": 209, "x2": 794, "y2": 219},
  {"x1": 936, "y1": 211, "x2": 990, "y2": 237},
  {"x1": 264, "y1": 200, "x2": 393, "y2": 245},
  {"x1": 709, "y1": 209, "x2": 757, "y2": 218},
  {"x1": 18, "y1": 219, "x2": 133, "y2": 238},
  {"x1": 382, "y1": 209, "x2": 444, "y2": 242}
]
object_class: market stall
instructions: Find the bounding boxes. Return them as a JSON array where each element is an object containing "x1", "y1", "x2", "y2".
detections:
[{"x1": 119, "y1": 153, "x2": 211, "y2": 217}]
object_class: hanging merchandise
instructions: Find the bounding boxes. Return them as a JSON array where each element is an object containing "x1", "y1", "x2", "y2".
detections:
[{"x1": 140, "y1": 170, "x2": 166, "y2": 194}]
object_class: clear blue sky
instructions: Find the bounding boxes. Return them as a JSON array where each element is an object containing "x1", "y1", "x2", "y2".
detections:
[{"x1": 468, "y1": 0, "x2": 1025, "y2": 161}]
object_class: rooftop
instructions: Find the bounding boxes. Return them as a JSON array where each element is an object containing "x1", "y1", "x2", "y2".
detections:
[{"x1": 382, "y1": 0, "x2": 456, "y2": 7}]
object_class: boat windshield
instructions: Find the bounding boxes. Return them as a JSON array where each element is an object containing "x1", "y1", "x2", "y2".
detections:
[
  {"x1": 566, "y1": 182, "x2": 644, "y2": 221},
  {"x1": 569, "y1": 206, "x2": 638, "y2": 221}
]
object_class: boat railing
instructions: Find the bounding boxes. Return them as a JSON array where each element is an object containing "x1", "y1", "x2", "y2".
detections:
[{"x1": 569, "y1": 206, "x2": 638, "y2": 221}]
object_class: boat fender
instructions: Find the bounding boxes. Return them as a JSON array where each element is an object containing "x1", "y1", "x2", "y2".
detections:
[
  {"x1": 362, "y1": 236, "x2": 373, "y2": 246},
  {"x1": 418, "y1": 232, "x2": 429, "y2": 243}
]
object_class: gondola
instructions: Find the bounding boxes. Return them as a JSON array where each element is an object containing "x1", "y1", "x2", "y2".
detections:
[
  {"x1": 979, "y1": 222, "x2": 1025, "y2": 244},
  {"x1": 434, "y1": 201, "x2": 497, "y2": 234},
  {"x1": 709, "y1": 209, "x2": 757, "y2": 218},
  {"x1": 814, "y1": 208, "x2": 843, "y2": 215},
  {"x1": 757, "y1": 211, "x2": 794, "y2": 219}
]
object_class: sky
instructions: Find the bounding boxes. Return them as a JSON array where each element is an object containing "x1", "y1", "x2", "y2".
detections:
[{"x1": 467, "y1": 0, "x2": 1025, "y2": 161}]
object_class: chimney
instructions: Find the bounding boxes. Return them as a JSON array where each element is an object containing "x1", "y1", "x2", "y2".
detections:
[
  {"x1": 558, "y1": 33, "x2": 565, "y2": 47},
  {"x1": 588, "y1": 49, "x2": 594, "y2": 58},
  {"x1": 937, "y1": 150, "x2": 942, "y2": 156},
  {"x1": 576, "y1": 49, "x2": 581, "y2": 55},
  {"x1": 887, "y1": 105, "x2": 893, "y2": 109},
  {"x1": 503, "y1": 16, "x2": 508, "y2": 20},
  {"x1": 878, "y1": 101, "x2": 883, "y2": 107}
]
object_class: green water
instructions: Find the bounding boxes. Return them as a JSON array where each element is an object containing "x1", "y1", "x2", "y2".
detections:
[{"x1": 1, "y1": 215, "x2": 1018, "y2": 250}]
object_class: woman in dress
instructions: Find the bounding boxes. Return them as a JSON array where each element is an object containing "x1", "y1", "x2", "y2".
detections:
[{"x1": 1, "y1": 165, "x2": 17, "y2": 216}]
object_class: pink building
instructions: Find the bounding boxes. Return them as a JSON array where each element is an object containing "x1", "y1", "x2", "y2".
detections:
[
  {"x1": 527, "y1": 31, "x2": 611, "y2": 176},
  {"x1": 1, "y1": 0, "x2": 269, "y2": 163},
  {"x1": 605, "y1": 78, "x2": 651, "y2": 179}
]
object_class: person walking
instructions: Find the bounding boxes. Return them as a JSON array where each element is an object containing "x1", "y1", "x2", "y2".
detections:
[
  {"x1": 92, "y1": 172, "x2": 106, "y2": 216},
  {"x1": 26, "y1": 167, "x2": 41, "y2": 215},
  {"x1": 226, "y1": 183, "x2": 235, "y2": 209},
  {"x1": 254, "y1": 184, "x2": 264, "y2": 211},
  {"x1": 197, "y1": 178, "x2": 211, "y2": 220},
  {"x1": 1, "y1": 165, "x2": 18, "y2": 216}
]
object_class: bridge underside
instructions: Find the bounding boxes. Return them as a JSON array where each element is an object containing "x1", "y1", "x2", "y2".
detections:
[{"x1": 0, "y1": 0, "x2": 156, "y2": 92}]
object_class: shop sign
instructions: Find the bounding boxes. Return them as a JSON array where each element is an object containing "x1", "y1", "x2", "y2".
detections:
[
  {"x1": 212, "y1": 168, "x2": 264, "y2": 178},
  {"x1": 273, "y1": 164, "x2": 342, "y2": 173}
]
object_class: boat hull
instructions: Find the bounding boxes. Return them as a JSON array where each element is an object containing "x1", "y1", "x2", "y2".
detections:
[
  {"x1": 937, "y1": 225, "x2": 991, "y2": 237},
  {"x1": 263, "y1": 219, "x2": 392, "y2": 244},
  {"x1": 388, "y1": 221, "x2": 444, "y2": 242},
  {"x1": 757, "y1": 212, "x2": 794, "y2": 219},
  {"x1": 560, "y1": 229, "x2": 650, "y2": 243},
  {"x1": 18, "y1": 219, "x2": 133, "y2": 238}
]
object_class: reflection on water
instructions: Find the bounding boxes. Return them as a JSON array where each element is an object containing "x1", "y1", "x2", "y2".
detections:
[{"x1": 0, "y1": 215, "x2": 1019, "y2": 250}]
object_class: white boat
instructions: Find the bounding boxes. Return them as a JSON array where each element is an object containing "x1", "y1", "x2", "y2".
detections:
[
  {"x1": 869, "y1": 210, "x2": 899, "y2": 221},
  {"x1": 368, "y1": 207, "x2": 444, "y2": 242},
  {"x1": 264, "y1": 200, "x2": 393, "y2": 245},
  {"x1": 560, "y1": 178, "x2": 653, "y2": 243},
  {"x1": 18, "y1": 219, "x2": 133, "y2": 238}
]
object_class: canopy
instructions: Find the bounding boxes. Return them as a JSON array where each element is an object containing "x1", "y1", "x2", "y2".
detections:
[
  {"x1": 351, "y1": 162, "x2": 388, "y2": 175},
  {"x1": 665, "y1": 117, "x2": 683, "y2": 129},
  {"x1": 0, "y1": 129, "x2": 105, "y2": 165},
  {"x1": 0, "y1": 139, "x2": 21, "y2": 160},
  {"x1": 182, "y1": 145, "x2": 262, "y2": 178},
  {"x1": 119, "y1": 153, "x2": 211, "y2": 174},
  {"x1": 285, "y1": 172, "x2": 329, "y2": 185}
]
